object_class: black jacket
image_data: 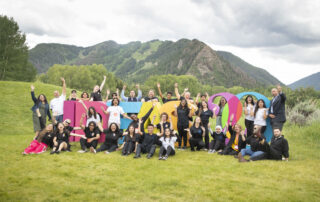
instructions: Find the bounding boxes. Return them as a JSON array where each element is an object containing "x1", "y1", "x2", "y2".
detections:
[
  {"x1": 246, "y1": 135, "x2": 268, "y2": 152},
  {"x1": 269, "y1": 92, "x2": 286, "y2": 123},
  {"x1": 267, "y1": 135, "x2": 289, "y2": 160},
  {"x1": 226, "y1": 125, "x2": 246, "y2": 151}
]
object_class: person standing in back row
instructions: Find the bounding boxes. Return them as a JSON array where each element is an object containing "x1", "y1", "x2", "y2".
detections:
[
  {"x1": 269, "y1": 85, "x2": 286, "y2": 131},
  {"x1": 90, "y1": 75, "x2": 106, "y2": 101},
  {"x1": 50, "y1": 77, "x2": 66, "y2": 123},
  {"x1": 121, "y1": 84, "x2": 142, "y2": 102},
  {"x1": 157, "y1": 83, "x2": 178, "y2": 103}
]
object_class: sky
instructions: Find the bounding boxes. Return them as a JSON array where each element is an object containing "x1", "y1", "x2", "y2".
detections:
[{"x1": 1, "y1": 0, "x2": 319, "y2": 85}]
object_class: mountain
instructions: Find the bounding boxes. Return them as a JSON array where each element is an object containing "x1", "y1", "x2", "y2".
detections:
[
  {"x1": 288, "y1": 72, "x2": 320, "y2": 90},
  {"x1": 29, "y1": 39, "x2": 282, "y2": 88}
]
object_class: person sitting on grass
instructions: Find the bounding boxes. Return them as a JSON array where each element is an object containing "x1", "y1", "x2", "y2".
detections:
[
  {"x1": 134, "y1": 119, "x2": 160, "y2": 159},
  {"x1": 96, "y1": 122, "x2": 122, "y2": 154},
  {"x1": 237, "y1": 126, "x2": 268, "y2": 162},
  {"x1": 251, "y1": 127, "x2": 289, "y2": 161},
  {"x1": 208, "y1": 124, "x2": 226, "y2": 153},
  {"x1": 77, "y1": 113, "x2": 101, "y2": 154},
  {"x1": 119, "y1": 125, "x2": 138, "y2": 156},
  {"x1": 51, "y1": 122, "x2": 85, "y2": 154},
  {"x1": 219, "y1": 114, "x2": 246, "y2": 156},
  {"x1": 158, "y1": 127, "x2": 178, "y2": 160},
  {"x1": 187, "y1": 116, "x2": 205, "y2": 152},
  {"x1": 23, "y1": 123, "x2": 54, "y2": 155}
]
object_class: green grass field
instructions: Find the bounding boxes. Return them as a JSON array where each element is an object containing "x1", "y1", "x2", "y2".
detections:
[{"x1": 0, "y1": 81, "x2": 319, "y2": 201}]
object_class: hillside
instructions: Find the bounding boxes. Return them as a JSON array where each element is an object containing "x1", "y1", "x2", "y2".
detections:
[
  {"x1": 0, "y1": 80, "x2": 319, "y2": 201},
  {"x1": 29, "y1": 39, "x2": 282, "y2": 88},
  {"x1": 289, "y1": 72, "x2": 320, "y2": 90}
]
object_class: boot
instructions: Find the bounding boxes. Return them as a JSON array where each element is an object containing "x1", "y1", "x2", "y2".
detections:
[{"x1": 238, "y1": 153, "x2": 248, "y2": 163}]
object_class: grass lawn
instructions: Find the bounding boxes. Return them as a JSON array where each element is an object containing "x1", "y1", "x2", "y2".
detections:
[{"x1": 0, "y1": 81, "x2": 319, "y2": 201}]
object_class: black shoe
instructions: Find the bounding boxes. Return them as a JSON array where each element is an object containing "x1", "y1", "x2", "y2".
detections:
[
  {"x1": 134, "y1": 155, "x2": 141, "y2": 159},
  {"x1": 55, "y1": 150, "x2": 60, "y2": 154},
  {"x1": 147, "y1": 154, "x2": 152, "y2": 159},
  {"x1": 191, "y1": 148, "x2": 195, "y2": 152},
  {"x1": 50, "y1": 151, "x2": 55, "y2": 155}
]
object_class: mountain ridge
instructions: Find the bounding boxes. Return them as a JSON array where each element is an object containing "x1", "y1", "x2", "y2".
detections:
[{"x1": 29, "y1": 38, "x2": 283, "y2": 88}]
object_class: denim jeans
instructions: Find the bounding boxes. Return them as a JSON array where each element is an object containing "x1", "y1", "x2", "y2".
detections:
[
  {"x1": 55, "y1": 115, "x2": 63, "y2": 123},
  {"x1": 241, "y1": 148, "x2": 264, "y2": 158}
]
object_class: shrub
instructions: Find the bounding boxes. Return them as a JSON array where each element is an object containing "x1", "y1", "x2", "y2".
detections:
[{"x1": 287, "y1": 99, "x2": 320, "y2": 126}]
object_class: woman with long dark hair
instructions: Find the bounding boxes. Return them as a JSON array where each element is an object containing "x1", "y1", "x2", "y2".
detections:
[
  {"x1": 120, "y1": 125, "x2": 138, "y2": 156},
  {"x1": 174, "y1": 98, "x2": 192, "y2": 150},
  {"x1": 158, "y1": 127, "x2": 178, "y2": 160},
  {"x1": 23, "y1": 123, "x2": 54, "y2": 155},
  {"x1": 96, "y1": 122, "x2": 122, "y2": 154},
  {"x1": 79, "y1": 100, "x2": 101, "y2": 126},
  {"x1": 188, "y1": 116, "x2": 205, "y2": 151},
  {"x1": 244, "y1": 95, "x2": 255, "y2": 137},
  {"x1": 30, "y1": 85, "x2": 51, "y2": 139},
  {"x1": 215, "y1": 97, "x2": 227, "y2": 127},
  {"x1": 254, "y1": 99, "x2": 268, "y2": 135},
  {"x1": 196, "y1": 101, "x2": 214, "y2": 149}
]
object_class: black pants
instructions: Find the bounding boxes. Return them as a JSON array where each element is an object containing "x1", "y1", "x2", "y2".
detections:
[
  {"x1": 209, "y1": 140, "x2": 225, "y2": 151},
  {"x1": 203, "y1": 124, "x2": 209, "y2": 149},
  {"x1": 122, "y1": 141, "x2": 136, "y2": 155},
  {"x1": 271, "y1": 121, "x2": 284, "y2": 131},
  {"x1": 135, "y1": 144, "x2": 156, "y2": 157},
  {"x1": 80, "y1": 138, "x2": 98, "y2": 150},
  {"x1": 220, "y1": 146, "x2": 238, "y2": 155},
  {"x1": 189, "y1": 138, "x2": 205, "y2": 151},
  {"x1": 245, "y1": 119, "x2": 254, "y2": 137},
  {"x1": 159, "y1": 146, "x2": 175, "y2": 157},
  {"x1": 177, "y1": 124, "x2": 188, "y2": 147},
  {"x1": 96, "y1": 143, "x2": 117, "y2": 152}
]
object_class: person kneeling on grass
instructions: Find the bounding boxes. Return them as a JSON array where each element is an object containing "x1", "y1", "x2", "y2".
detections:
[
  {"x1": 208, "y1": 124, "x2": 226, "y2": 153},
  {"x1": 158, "y1": 127, "x2": 178, "y2": 160},
  {"x1": 51, "y1": 122, "x2": 84, "y2": 154},
  {"x1": 187, "y1": 116, "x2": 205, "y2": 152},
  {"x1": 237, "y1": 126, "x2": 268, "y2": 162},
  {"x1": 134, "y1": 120, "x2": 160, "y2": 159},
  {"x1": 23, "y1": 123, "x2": 54, "y2": 155},
  {"x1": 96, "y1": 122, "x2": 122, "y2": 154},
  {"x1": 77, "y1": 113, "x2": 101, "y2": 154},
  {"x1": 219, "y1": 114, "x2": 246, "y2": 155},
  {"x1": 119, "y1": 125, "x2": 138, "y2": 156}
]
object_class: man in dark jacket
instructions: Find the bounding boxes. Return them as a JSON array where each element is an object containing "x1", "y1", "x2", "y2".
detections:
[
  {"x1": 250, "y1": 127, "x2": 289, "y2": 161},
  {"x1": 269, "y1": 85, "x2": 286, "y2": 131}
]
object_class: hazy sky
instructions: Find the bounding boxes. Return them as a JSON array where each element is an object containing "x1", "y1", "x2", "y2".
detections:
[{"x1": 1, "y1": 0, "x2": 319, "y2": 84}]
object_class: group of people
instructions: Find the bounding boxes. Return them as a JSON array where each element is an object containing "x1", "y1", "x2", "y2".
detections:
[{"x1": 24, "y1": 76, "x2": 289, "y2": 162}]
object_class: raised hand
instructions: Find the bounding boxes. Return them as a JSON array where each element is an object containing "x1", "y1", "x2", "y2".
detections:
[
  {"x1": 277, "y1": 84, "x2": 282, "y2": 92},
  {"x1": 103, "y1": 75, "x2": 106, "y2": 80},
  {"x1": 123, "y1": 85, "x2": 126, "y2": 90},
  {"x1": 174, "y1": 83, "x2": 178, "y2": 88},
  {"x1": 136, "y1": 84, "x2": 140, "y2": 89},
  {"x1": 31, "y1": 85, "x2": 35, "y2": 91},
  {"x1": 60, "y1": 77, "x2": 65, "y2": 83},
  {"x1": 230, "y1": 113, "x2": 234, "y2": 122},
  {"x1": 184, "y1": 88, "x2": 188, "y2": 92},
  {"x1": 106, "y1": 89, "x2": 110, "y2": 95},
  {"x1": 197, "y1": 93, "x2": 200, "y2": 97},
  {"x1": 157, "y1": 83, "x2": 161, "y2": 88}
]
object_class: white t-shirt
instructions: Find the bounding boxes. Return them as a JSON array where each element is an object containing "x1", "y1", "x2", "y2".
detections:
[
  {"x1": 50, "y1": 95, "x2": 66, "y2": 116},
  {"x1": 86, "y1": 114, "x2": 101, "y2": 126},
  {"x1": 159, "y1": 136, "x2": 177, "y2": 150},
  {"x1": 107, "y1": 106, "x2": 125, "y2": 126},
  {"x1": 254, "y1": 108, "x2": 268, "y2": 126},
  {"x1": 244, "y1": 104, "x2": 255, "y2": 121}
]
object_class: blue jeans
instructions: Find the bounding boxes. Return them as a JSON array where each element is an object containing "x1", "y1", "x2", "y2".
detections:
[
  {"x1": 241, "y1": 148, "x2": 264, "y2": 159},
  {"x1": 55, "y1": 115, "x2": 63, "y2": 123}
]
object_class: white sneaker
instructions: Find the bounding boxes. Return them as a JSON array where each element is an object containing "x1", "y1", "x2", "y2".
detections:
[
  {"x1": 78, "y1": 150, "x2": 86, "y2": 153},
  {"x1": 90, "y1": 147, "x2": 96, "y2": 154},
  {"x1": 105, "y1": 151, "x2": 110, "y2": 154},
  {"x1": 208, "y1": 150, "x2": 213, "y2": 153}
]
